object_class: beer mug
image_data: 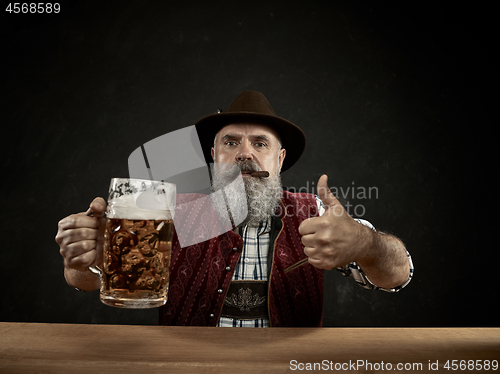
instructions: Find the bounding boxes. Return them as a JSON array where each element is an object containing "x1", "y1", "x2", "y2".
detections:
[{"x1": 91, "y1": 178, "x2": 176, "y2": 309}]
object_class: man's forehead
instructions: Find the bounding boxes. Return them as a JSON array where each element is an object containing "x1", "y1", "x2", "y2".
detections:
[{"x1": 216, "y1": 123, "x2": 280, "y2": 140}]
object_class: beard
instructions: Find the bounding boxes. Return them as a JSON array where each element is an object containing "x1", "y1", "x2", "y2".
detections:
[{"x1": 211, "y1": 160, "x2": 283, "y2": 227}]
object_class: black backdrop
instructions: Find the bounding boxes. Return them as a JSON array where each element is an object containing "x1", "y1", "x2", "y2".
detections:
[{"x1": 1, "y1": 0, "x2": 495, "y2": 327}]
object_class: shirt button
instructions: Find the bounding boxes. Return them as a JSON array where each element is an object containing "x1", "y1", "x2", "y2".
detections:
[
  {"x1": 225, "y1": 266, "x2": 231, "y2": 271},
  {"x1": 244, "y1": 258, "x2": 250, "y2": 263},
  {"x1": 232, "y1": 247, "x2": 238, "y2": 251},
  {"x1": 217, "y1": 288, "x2": 223, "y2": 294},
  {"x1": 209, "y1": 313, "x2": 215, "y2": 318}
]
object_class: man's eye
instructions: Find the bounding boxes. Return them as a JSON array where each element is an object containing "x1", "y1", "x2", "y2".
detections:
[
  {"x1": 225, "y1": 141, "x2": 238, "y2": 146},
  {"x1": 254, "y1": 142, "x2": 266, "y2": 148}
]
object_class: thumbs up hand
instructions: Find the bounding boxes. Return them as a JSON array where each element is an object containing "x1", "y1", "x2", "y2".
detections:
[{"x1": 298, "y1": 175, "x2": 373, "y2": 270}]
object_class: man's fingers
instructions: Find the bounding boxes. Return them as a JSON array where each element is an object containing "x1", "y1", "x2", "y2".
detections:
[
  {"x1": 57, "y1": 213, "x2": 101, "y2": 232},
  {"x1": 303, "y1": 246, "x2": 318, "y2": 258},
  {"x1": 303, "y1": 247, "x2": 324, "y2": 267},
  {"x1": 64, "y1": 246, "x2": 98, "y2": 272},
  {"x1": 58, "y1": 227, "x2": 99, "y2": 247},
  {"x1": 55, "y1": 198, "x2": 107, "y2": 273},
  {"x1": 300, "y1": 232, "x2": 317, "y2": 248},
  {"x1": 63, "y1": 239, "x2": 97, "y2": 256},
  {"x1": 298, "y1": 217, "x2": 318, "y2": 236},
  {"x1": 307, "y1": 256, "x2": 324, "y2": 268}
]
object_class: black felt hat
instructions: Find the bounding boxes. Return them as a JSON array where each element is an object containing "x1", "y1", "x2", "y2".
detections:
[{"x1": 194, "y1": 90, "x2": 306, "y2": 172}]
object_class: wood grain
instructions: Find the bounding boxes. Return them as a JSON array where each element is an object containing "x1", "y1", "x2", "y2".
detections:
[{"x1": 1, "y1": 323, "x2": 499, "y2": 373}]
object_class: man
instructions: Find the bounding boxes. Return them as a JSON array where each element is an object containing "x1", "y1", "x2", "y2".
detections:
[{"x1": 56, "y1": 90, "x2": 413, "y2": 327}]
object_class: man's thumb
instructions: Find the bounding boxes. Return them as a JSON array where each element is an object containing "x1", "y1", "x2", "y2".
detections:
[
  {"x1": 317, "y1": 174, "x2": 340, "y2": 209},
  {"x1": 89, "y1": 197, "x2": 107, "y2": 218}
]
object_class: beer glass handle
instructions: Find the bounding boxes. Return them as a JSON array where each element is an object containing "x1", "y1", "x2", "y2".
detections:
[
  {"x1": 89, "y1": 265, "x2": 102, "y2": 278},
  {"x1": 85, "y1": 208, "x2": 103, "y2": 279}
]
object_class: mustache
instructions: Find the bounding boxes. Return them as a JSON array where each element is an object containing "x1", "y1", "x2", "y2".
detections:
[{"x1": 235, "y1": 160, "x2": 261, "y2": 172}]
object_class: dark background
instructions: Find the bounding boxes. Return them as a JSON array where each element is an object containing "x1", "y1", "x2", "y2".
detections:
[{"x1": 1, "y1": 0, "x2": 494, "y2": 327}]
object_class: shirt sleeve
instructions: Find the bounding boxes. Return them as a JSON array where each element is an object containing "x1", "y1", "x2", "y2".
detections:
[{"x1": 314, "y1": 195, "x2": 414, "y2": 293}]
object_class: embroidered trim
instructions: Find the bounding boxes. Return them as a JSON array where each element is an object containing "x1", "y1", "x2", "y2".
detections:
[
  {"x1": 220, "y1": 280, "x2": 268, "y2": 319},
  {"x1": 224, "y1": 288, "x2": 266, "y2": 312}
]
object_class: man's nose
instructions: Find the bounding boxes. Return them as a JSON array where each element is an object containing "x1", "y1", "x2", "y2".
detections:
[{"x1": 236, "y1": 142, "x2": 253, "y2": 161}]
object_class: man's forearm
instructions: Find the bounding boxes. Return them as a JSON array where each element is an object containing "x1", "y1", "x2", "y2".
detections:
[
  {"x1": 64, "y1": 267, "x2": 100, "y2": 292},
  {"x1": 356, "y1": 228, "x2": 410, "y2": 289}
]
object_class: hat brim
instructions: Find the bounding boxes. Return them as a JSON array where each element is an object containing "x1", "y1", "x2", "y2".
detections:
[{"x1": 194, "y1": 112, "x2": 305, "y2": 172}]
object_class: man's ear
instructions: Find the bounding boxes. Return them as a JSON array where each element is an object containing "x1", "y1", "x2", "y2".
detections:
[
  {"x1": 211, "y1": 147, "x2": 215, "y2": 161},
  {"x1": 278, "y1": 148, "x2": 286, "y2": 171}
]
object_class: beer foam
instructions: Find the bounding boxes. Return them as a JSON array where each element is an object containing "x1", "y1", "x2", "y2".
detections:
[{"x1": 107, "y1": 192, "x2": 174, "y2": 220}]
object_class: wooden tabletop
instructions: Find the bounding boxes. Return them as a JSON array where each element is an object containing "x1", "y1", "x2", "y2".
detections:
[{"x1": 1, "y1": 322, "x2": 499, "y2": 373}]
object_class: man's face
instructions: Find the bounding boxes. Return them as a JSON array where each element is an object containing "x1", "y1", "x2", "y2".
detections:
[{"x1": 211, "y1": 123, "x2": 286, "y2": 176}]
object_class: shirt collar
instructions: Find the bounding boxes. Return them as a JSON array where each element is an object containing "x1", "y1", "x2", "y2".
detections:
[{"x1": 239, "y1": 216, "x2": 272, "y2": 236}]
